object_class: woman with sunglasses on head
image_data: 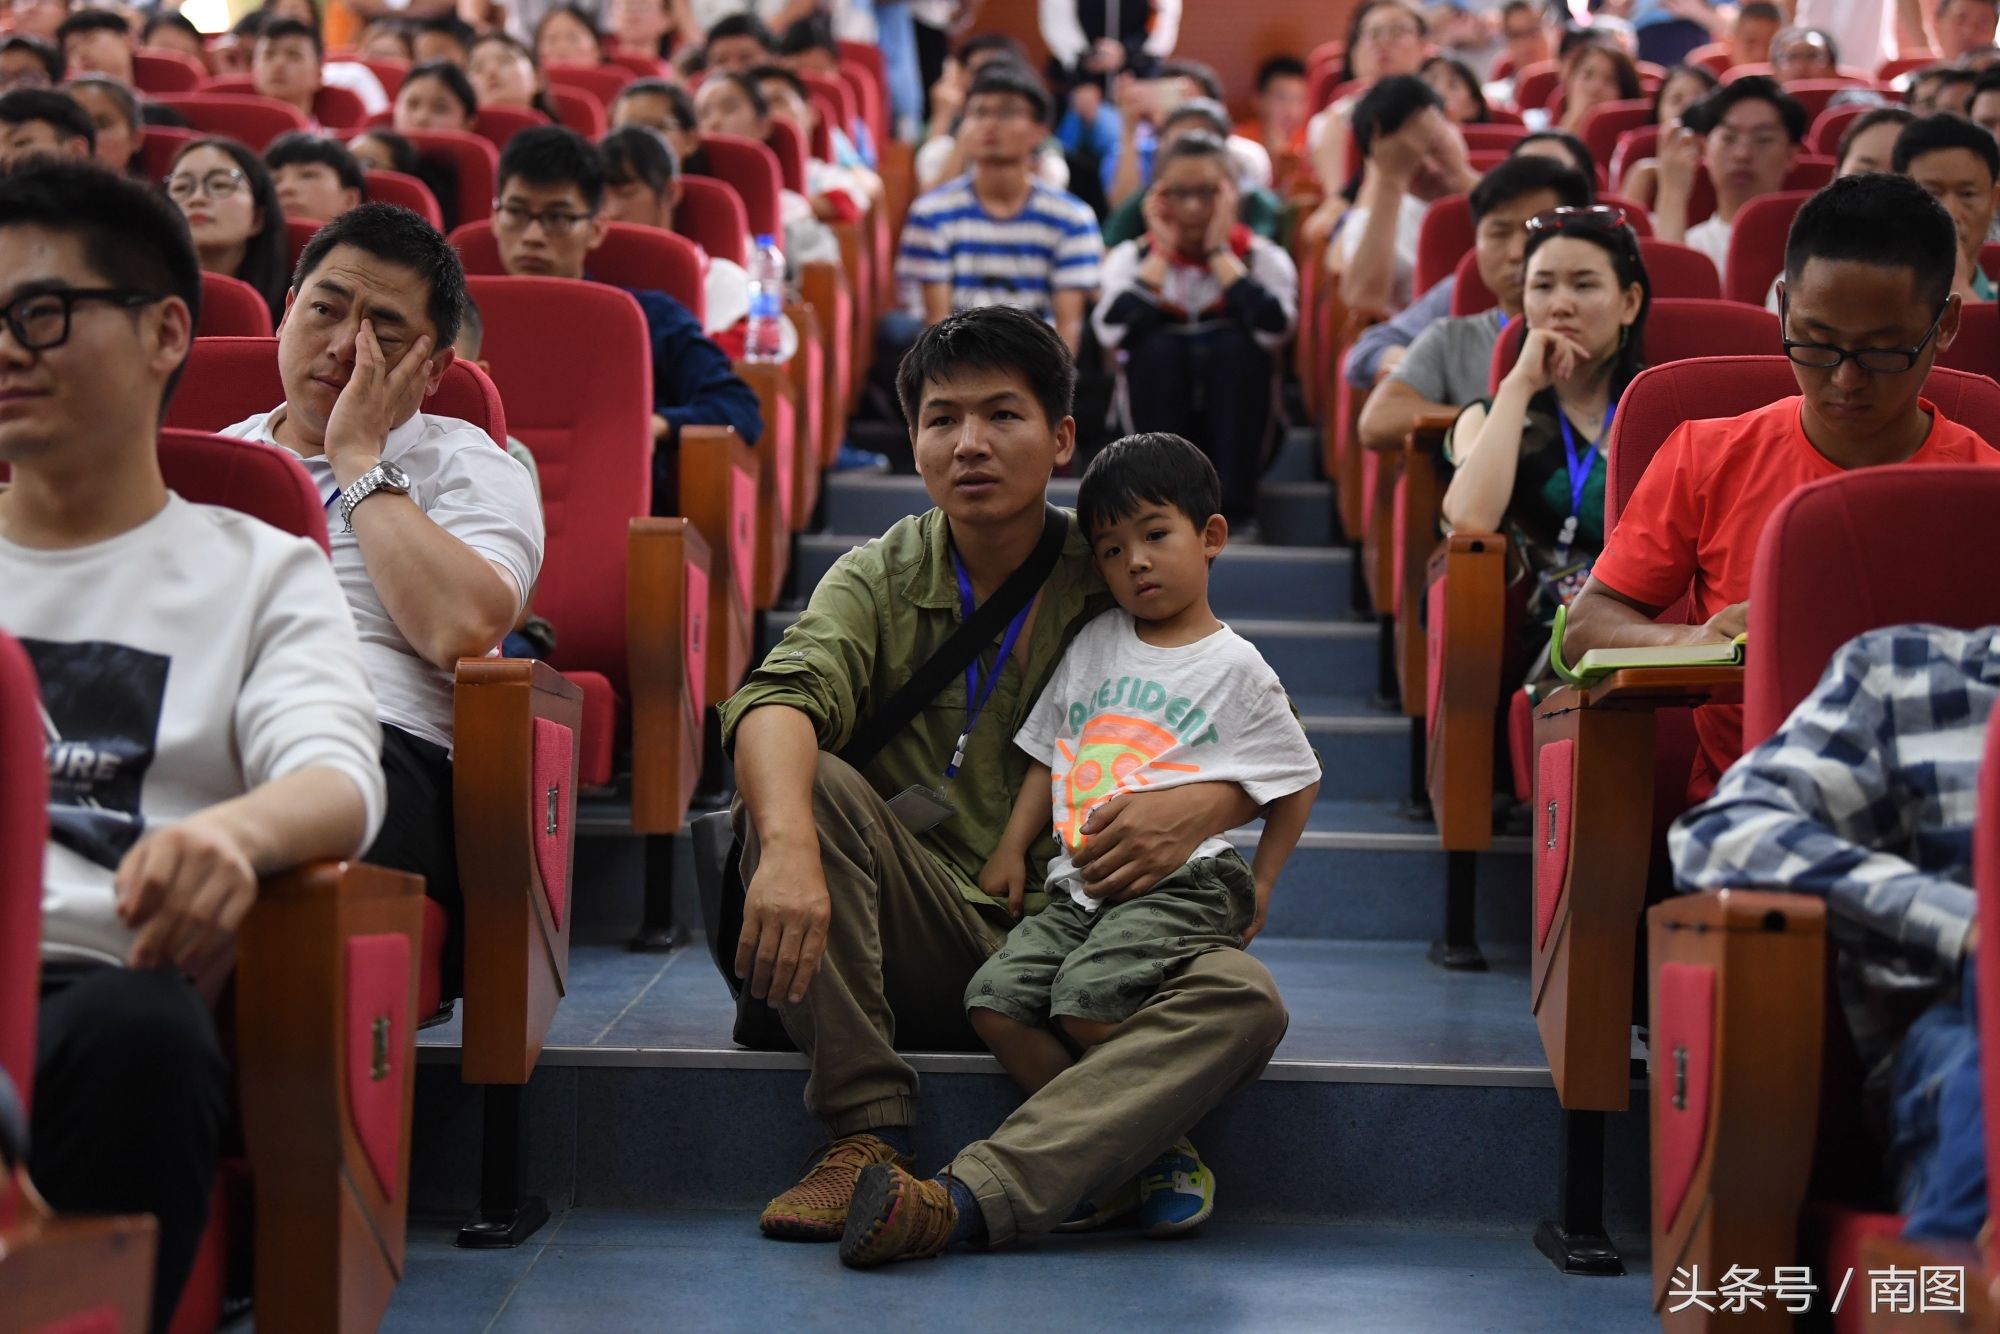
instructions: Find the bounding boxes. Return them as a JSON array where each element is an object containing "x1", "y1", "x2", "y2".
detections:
[
  {"x1": 1442, "y1": 206, "x2": 1650, "y2": 682},
  {"x1": 165, "y1": 137, "x2": 291, "y2": 325}
]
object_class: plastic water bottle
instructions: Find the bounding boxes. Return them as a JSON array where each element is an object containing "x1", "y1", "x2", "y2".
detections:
[{"x1": 744, "y1": 232, "x2": 785, "y2": 363}]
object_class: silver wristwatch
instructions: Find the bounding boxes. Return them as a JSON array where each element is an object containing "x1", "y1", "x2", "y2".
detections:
[{"x1": 337, "y1": 461, "x2": 410, "y2": 533}]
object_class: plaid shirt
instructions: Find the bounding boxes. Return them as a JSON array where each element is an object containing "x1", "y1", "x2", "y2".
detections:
[{"x1": 1670, "y1": 625, "x2": 2000, "y2": 1081}]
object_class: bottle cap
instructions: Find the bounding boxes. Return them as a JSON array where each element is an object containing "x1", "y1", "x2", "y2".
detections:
[{"x1": 754, "y1": 233, "x2": 777, "y2": 247}]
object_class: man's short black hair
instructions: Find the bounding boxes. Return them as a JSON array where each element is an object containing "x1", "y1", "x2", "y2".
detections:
[
  {"x1": 0, "y1": 159, "x2": 201, "y2": 410},
  {"x1": 958, "y1": 32, "x2": 1026, "y2": 66},
  {"x1": 1511, "y1": 130, "x2": 1597, "y2": 186},
  {"x1": 966, "y1": 61, "x2": 1050, "y2": 126},
  {"x1": 1739, "y1": 1, "x2": 1782, "y2": 20},
  {"x1": 1784, "y1": 173, "x2": 1958, "y2": 309},
  {"x1": 600, "y1": 123, "x2": 677, "y2": 190},
  {"x1": 750, "y1": 61, "x2": 809, "y2": 106},
  {"x1": 497, "y1": 124, "x2": 605, "y2": 211},
  {"x1": 403, "y1": 59, "x2": 477, "y2": 122},
  {"x1": 292, "y1": 201, "x2": 464, "y2": 348},
  {"x1": 895, "y1": 305, "x2": 1075, "y2": 435},
  {"x1": 618, "y1": 77, "x2": 697, "y2": 131},
  {"x1": 414, "y1": 14, "x2": 474, "y2": 52},
  {"x1": 232, "y1": 9, "x2": 271, "y2": 39},
  {"x1": 1255, "y1": 54, "x2": 1306, "y2": 92},
  {"x1": 1686, "y1": 74, "x2": 1807, "y2": 143},
  {"x1": 1157, "y1": 59, "x2": 1223, "y2": 102},
  {"x1": 1352, "y1": 73, "x2": 1442, "y2": 159},
  {"x1": 457, "y1": 290, "x2": 483, "y2": 354},
  {"x1": 1470, "y1": 154, "x2": 1593, "y2": 222},
  {"x1": 1078, "y1": 433, "x2": 1222, "y2": 539},
  {"x1": 705, "y1": 12, "x2": 773, "y2": 50},
  {"x1": 0, "y1": 88, "x2": 94, "y2": 149},
  {"x1": 775, "y1": 11, "x2": 838, "y2": 59},
  {"x1": 1158, "y1": 97, "x2": 1231, "y2": 142},
  {"x1": 1837, "y1": 105, "x2": 1915, "y2": 164},
  {"x1": 1154, "y1": 129, "x2": 1230, "y2": 176},
  {"x1": 0, "y1": 36, "x2": 61, "y2": 86},
  {"x1": 1893, "y1": 112, "x2": 2000, "y2": 183},
  {"x1": 142, "y1": 11, "x2": 201, "y2": 44},
  {"x1": 707, "y1": 70, "x2": 768, "y2": 119},
  {"x1": 55, "y1": 11, "x2": 129, "y2": 46},
  {"x1": 1927, "y1": 66, "x2": 1979, "y2": 98},
  {"x1": 266, "y1": 131, "x2": 367, "y2": 193},
  {"x1": 258, "y1": 16, "x2": 324, "y2": 57}
]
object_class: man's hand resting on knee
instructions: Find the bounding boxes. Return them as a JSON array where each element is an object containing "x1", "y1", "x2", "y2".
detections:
[
  {"x1": 736, "y1": 836, "x2": 833, "y2": 1006},
  {"x1": 1073, "y1": 783, "x2": 1259, "y2": 904}
]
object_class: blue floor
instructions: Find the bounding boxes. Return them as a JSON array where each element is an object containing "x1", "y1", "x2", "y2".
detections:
[{"x1": 382, "y1": 1208, "x2": 1658, "y2": 1333}]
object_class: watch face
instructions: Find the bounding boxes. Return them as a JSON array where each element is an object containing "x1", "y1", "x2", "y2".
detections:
[{"x1": 379, "y1": 462, "x2": 411, "y2": 490}]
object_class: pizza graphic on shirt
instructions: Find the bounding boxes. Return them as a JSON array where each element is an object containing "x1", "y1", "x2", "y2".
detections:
[
  {"x1": 1054, "y1": 713, "x2": 1200, "y2": 851},
  {"x1": 25, "y1": 637, "x2": 169, "y2": 869}
]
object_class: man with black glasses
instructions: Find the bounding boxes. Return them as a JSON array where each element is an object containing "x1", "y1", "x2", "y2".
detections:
[{"x1": 1565, "y1": 174, "x2": 2000, "y2": 802}]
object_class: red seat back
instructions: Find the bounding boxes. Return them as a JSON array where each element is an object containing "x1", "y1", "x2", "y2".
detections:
[
  {"x1": 767, "y1": 119, "x2": 808, "y2": 195},
  {"x1": 286, "y1": 216, "x2": 322, "y2": 270},
  {"x1": 1745, "y1": 458, "x2": 2000, "y2": 742},
  {"x1": 1610, "y1": 125, "x2": 1659, "y2": 190},
  {"x1": 449, "y1": 219, "x2": 706, "y2": 322},
  {"x1": 547, "y1": 85, "x2": 606, "y2": 137},
  {"x1": 1979, "y1": 706, "x2": 2000, "y2": 1264},
  {"x1": 195, "y1": 78, "x2": 368, "y2": 131},
  {"x1": 605, "y1": 49, "x2": 664, "y2": 79},
  {"x1": 364, "y1": 168, "x2": 443, "y2": 228},
  {"x1": 463, "y1": 275, "x2": 652, "y2": 694},
  {"x1": 199, "y1": 272, "x2": 276, "y2": 337},
  {"x1": 1578, "y1": 98, "x2": 1654, "y2": 172},
  {"x1": 0, "y1": 629, "x2": 44, "y2": 1111},
  {"x1": 1460, "y1": 123, "x2": 1529, "y2": 151},
  {"x1": 1450, "y1": 235, "x2": 1719, "y2": 316},
  {"x1": 1414, "y1": 194, "x2": 1474, "y2": 297},
  {"x1": 545, "y1": 62, "x2": 634, "y2": 108},
  {"x1": 402, "y1": 129, "x2": 499, "y2": 231},
  {"x1": 1807, "y1": 103, "x2": 1867, "y2": 157},
  {"x1": 1603, "y1": 353, "x2": 1792, "y2": 528},
  {"x1": 1721, "y1": 190, "x2": 1811, "y2": 306},
  {"x1": 675, "y1": 174, "x2": 749, "y2": 267},
  {"x1": 1512, "y1": 60, "x2": 1561, "y2": 113},
  {"x1": 473, "y1": 104, "x2": 550, "y2": 151},
  {"x1": 139, "y1": 126, "x2": 197, "y2": 182},
  {"x1": 1936, "y1": 302, "x2": 1998, "y2": 379},
  {"x1": 695, "y1": 133, "x2": 783, "y2": 239},
  {"x1": 133, "y1": 48, "x2": 208, "y2": 94},
  {"x1": 1680, "y1": 158, "x2": 1835, "y2": 229},
  {"x1": 800, "y1": 69, "x2": 858, "y2": 143},
  {"x1": 157, "y1": 427, "x2": 330, "y2": 552},
  {"x1": 357, "y1": 57, "x2": 408, "y2": 99},
  {"x1": 167, "y1": 336, "x2": 507, "y2": 444},
  {"x1": 1765, "y1": 79, "x2": 1858, "y2": 123},
  {"x1": 834, "y1": 41, "x2": 888, "y2": 148},
  {"x1": 153, "y1": 92, "x2": 310, "y2": 150}
]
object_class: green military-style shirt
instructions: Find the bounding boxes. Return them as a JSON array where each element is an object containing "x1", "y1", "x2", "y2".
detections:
[{"x1": 718, "y1": 507, "x2": 1116, "y2": 916}]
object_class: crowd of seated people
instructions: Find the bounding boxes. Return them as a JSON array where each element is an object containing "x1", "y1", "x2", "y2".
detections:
[{"x1": 10, "y1": 0, "x2": 2000, "y2": 1322}]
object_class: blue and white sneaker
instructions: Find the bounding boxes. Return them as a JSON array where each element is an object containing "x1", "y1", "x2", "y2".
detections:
[
  {"x1": 1052, "y1": 1176, "x2": 1140, "y2": 1232},
  {"x1": 1138, "y1": 1138, "x2": 1214, "y2": 1237}
]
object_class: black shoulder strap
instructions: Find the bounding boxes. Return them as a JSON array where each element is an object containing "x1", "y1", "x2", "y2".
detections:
[{"x1": 840, "y1": 504, "x2": 1069, "y2": 772}]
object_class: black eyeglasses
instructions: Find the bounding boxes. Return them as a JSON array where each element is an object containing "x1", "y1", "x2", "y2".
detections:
[
  {"x1": 0, "y1": 288, "x2": 165, "y2": 352},
  {"x1": 1525, "y1": 205, "x2": 1630, "y2": 235},
  {"x1": 1780, "y1": 291, "x2": 1949, "y2": 375}
]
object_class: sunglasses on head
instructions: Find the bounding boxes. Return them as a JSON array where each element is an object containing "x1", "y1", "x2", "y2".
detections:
[{"x1": 1525, "y1": 205, "x2": 1630, "y2": 235}]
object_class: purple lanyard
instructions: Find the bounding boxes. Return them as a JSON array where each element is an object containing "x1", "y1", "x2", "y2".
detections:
[{"x1": 947, "y1": 553, "x2": 1034, "y2": 780}]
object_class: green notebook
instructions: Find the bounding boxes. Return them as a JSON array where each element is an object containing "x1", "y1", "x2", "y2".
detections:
[{"x1": 1549, "y1": 603, "x2": 1748, "y2": 686}]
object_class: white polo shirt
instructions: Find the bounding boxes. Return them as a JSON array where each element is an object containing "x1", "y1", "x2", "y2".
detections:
[{"x1": 221, "y1": 408, "x2": 545, "y2": 753}]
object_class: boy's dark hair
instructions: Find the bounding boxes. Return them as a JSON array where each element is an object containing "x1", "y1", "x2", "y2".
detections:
[
  {"x1": 1738, "y1": 1, "x2": 1783, "y2": 21},
  {"x1": 1156, "y1": 59, "x2": 1223, "y2": 102},
  {"x1": 1352, "y1": 74, "x2": 1441, "y2": 159},
  {"x1": 457, "y1": 291, "x2": 483, "y2": 355},
  {"x1": 55, "y1": 11, "x2": 129, "y2": 46},
  {"x1": 775, "y1": 11, "x2": 838, "y2": 59},
  {"x1": 66, "y1": 75, "x2": 139, "y2": 131},
  {"x1": 704, "y1": 12, "x2": 773, "y2": 51},
  {"x1": 618, "y1": 77, "x2": 697, "y2": 131},
  {"x1": 1255, "y1": 54, "x2": 1306, "y2": 92},
  {"x1": 0, "y1": 36, "x2": 61, "y2": 86},
  {"x1": 966, "y1": 61, "x2": 1050, "y2": 126},
  {"x1": 0, "y1": 159, "x2": 201, "y2": 409},
  {"x1": 1783, "y1": 173, "x2": 1958, "y2": 308},
  {"x1": 1153, "y1": 129, "x2": 1229, "y2": 175},
  {"x1": 402, "y1": 59, "x2": 478, "y2": 122},
  {"x1": 266, "y1": 131, "x2": 367, "y2": 193},
  {"x1": 1158, "y1": 97, "x2": 1231, "y2": 142},
  {"x1": 0, "y1": 88, "x2": 94, "y2": 149},
  {"x1": 958, "y1": 32, "x2": 1027, "y2": 67},
  {"x1": 600, "y1": 123, "x2": 677, "y2": 190},
  {"x1": 1470, "y1": 154, "x2": 1593, "y2": 222},
  {"x1": 1512, "y1": 128, "x2": 1596, "y2": 180},
  {"x1": 895, "y1": 305, "x2": 1075, "y2": 435},
  {"x1": 1078, "y1": 433, "x2": 1222, "y2": 540},
  {"x1": 231, "y1": 9, "x2": 271, "y2": 39},
  {"x1": 497, "y1": 124, "x2": 605, "y2": 210},
  {"x1": 414, "y1": 14, "x2": 475, "y2": 53},
  {"x1": 292, "y1": 201, "x2": 465, "y2": 347},
  {"x1": 1975, "y1": 65, "x2": 2000, "y2": 99},
  {"x1": 258, "y1": 16, "x2": 324, "y2": 57},
  {"x1": 142, "y1": 11, "x2": 201, "y2": 44},
  {"x1": 1836, "y1": 105, "x2": 1915, "y2": 165},
  {"x1": 1685, "y1": 74, "x2": 1807, "y2": 143},
  {"x1": 1893, "y1": 111, "x2": 2000, "y2": 183},
  {"x1": 707, "y1": 70, "x2": 768, "y2": 119},
  {"x1": 750, "y1": 61, "x2": 809, "y2": 106}
]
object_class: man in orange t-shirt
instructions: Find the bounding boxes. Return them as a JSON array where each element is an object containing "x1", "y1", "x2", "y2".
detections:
[{"x1": 1568, "y1": 174, "x2": 2000, "y2": 798}]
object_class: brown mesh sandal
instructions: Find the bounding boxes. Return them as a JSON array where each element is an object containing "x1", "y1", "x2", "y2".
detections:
[
  {"x1": 838, "y1": 1162, "x2": 959, "y2": 1268},
  {"x1": 759, "y1": 1133, "x2": 914, "y2": 1241}
]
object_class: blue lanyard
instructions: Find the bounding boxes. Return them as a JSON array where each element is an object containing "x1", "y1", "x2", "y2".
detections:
[
  {"x1": 1555, "y1": 401, "x2": 1614, "y2": 520},
  {"x1": 946, "y1": 553, "x2": 1035, "y2": 780}
]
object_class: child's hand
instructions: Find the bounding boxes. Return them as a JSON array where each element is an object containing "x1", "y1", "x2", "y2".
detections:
[
  {"x1": 1241, "y1": 880, "x2": 1275, "y2": 946},
  {"x1": 979, "y1": 850, "x2": 1028, "y2": 917}
]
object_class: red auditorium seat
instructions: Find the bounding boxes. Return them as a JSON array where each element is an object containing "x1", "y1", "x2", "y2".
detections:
[
  {"x1": 545, "y1": 61, "x2": 634, "y2": 108},
  {"x1": 1676, "y1": 157, "x2": 1836, "y2": 230},
  {"x1": 166, "y1": 335, "x2": 503, "y2": 439},
  {"x1": 133, "y1": 48, "x2": 208, "y2": 94},
  {"x1": 1416, "y1": 194, "x2": 1656, "y2": 298},
  {"x1": 605, "y1": 48, "x2": 665, "y2": 79},
  {"x1": 693, "y1": 132, "x2": 784, "y2": 240},
  {"x1": 1877, "y1": 54, "x2": 1939, "y2": 82},
  {"x1": 357, "y1": 57, "x2": 409, "y2": 99},
  {"x1": 151, "y1": 93, "x2": 310, "y2": 150},
  {"x1": 285, "y1": 215, "x2": 322, "y2": 270},
  {"x1": 196, "y1": 76, "x2": 369, "y2": 131},
  {"x1": 800, "y1": 68, "x2": 859, "y2": 150},
  {"x1": 1646, "y1": 460, "x2": 2000, "y2": 1332},
  {"x1": 472, "y1": 104, "x2": 550, "y2": 151},
  {"x1": 198, "y1": 271, "x2": 275, "y2": 337},
  {"x1": 1577, "y1": 99, "x2": 1655, "y2": 175},
  {"x1": 1935, "y1": 301, "x2": 1997, "y2": 380},
  {"x1": 402, "y1": 129, "x2": 500, "y2": 231},
  {"x1": 1448, "y1": 236, "x2": 1719, "y2": 315},
  {"x1": 365, "y1": 168, "x2": 444, "y2": 227},
  {"x1": 835, "y1": 40, "x2": 889, "y2": 150},
  {"x1": 675, "y1": 174, "x2": 749, "y2": 265},
  {"x1": 1511, "y1": 60, "x2": 1561, "y2": 113},
  {"x1": 1720, "y1": 190, "x2": 1810, "y2": 306},
  {"x1": 449, "y1": 218, "x2": 706, "y2": 323},
  {"x1": 140, "y1": 126, "x2": 198, "y2": 182},
  {"x1": 768, "y1": 118, "x2": 809, "y2": 196},
  {"x1": 546, "y1": 85, "x2": 606, "y2": 137},
  {"x1": 1807, "y1": 103, "x2": 1867, "y2": 157},
  {"x1": 1684, "y1": 43, "x2": 1733, "y2": 75},
  {"x1": 1459, "y1": 123, "x2": 1528, "y2": 151}
]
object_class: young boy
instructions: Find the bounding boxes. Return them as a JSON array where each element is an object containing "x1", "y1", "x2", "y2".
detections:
[{"x1": 964, "y1": 432, "x2": 1320, "y2": 1237}]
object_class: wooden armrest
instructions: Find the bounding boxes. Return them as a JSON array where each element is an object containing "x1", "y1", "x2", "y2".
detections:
[
  {"x1": 452, "y1": 657, "x2": 585, "y2": 1083},
  {"x1": 0, "y1": 1189, "x2": 156, "y2": 1334},
  {"x1": 1423, "y1": 531, "x2": 1507, "y2": 850},
  {"x1": 1410, "y1": 410, "x2": 1459, "y2": 437},
  {"x1": 783, "y1": 295, "x2": 830, "y2": 508},
  {"x1": 236, "y1": 858, "x2": 423, "y2": 1333},
  {"x1": 627, "y1": 516, "x2": 711, "y2": 836},
  {"x1": 1647, "y1": 888, "x2": 1826, "y2": 1320},
  {"x1": 797, "y1": 263, "x2": 852, "y2": 461},
  {"x1": 676, "y1": 427, "x2": 759, "y2": 705},
  {"x1": 1579, "y1": 665, "x2": 1746, "y2": 710},
  {"x1": 732, "y1": 359, "x2": 796, "y2": 610}
]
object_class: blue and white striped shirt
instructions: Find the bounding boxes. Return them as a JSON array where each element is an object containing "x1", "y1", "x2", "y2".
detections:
[{"x1": 896, "y1": 174, "x2": 1104, "y2": 320}]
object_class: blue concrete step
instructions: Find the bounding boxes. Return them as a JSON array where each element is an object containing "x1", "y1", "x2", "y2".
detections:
[{"x1": 789, "y1": 533, "x2": 1356, "y2": 622}]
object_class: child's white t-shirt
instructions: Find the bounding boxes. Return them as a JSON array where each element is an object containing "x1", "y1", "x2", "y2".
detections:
[{"x1": 1013, "y1": 609, "x2": 1319, "y2": 910}]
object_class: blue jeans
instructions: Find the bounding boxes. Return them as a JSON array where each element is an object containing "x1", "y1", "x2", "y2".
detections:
[{"x1": 1891, "y1": 967, "x2": 1987, "y2": 1240}]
